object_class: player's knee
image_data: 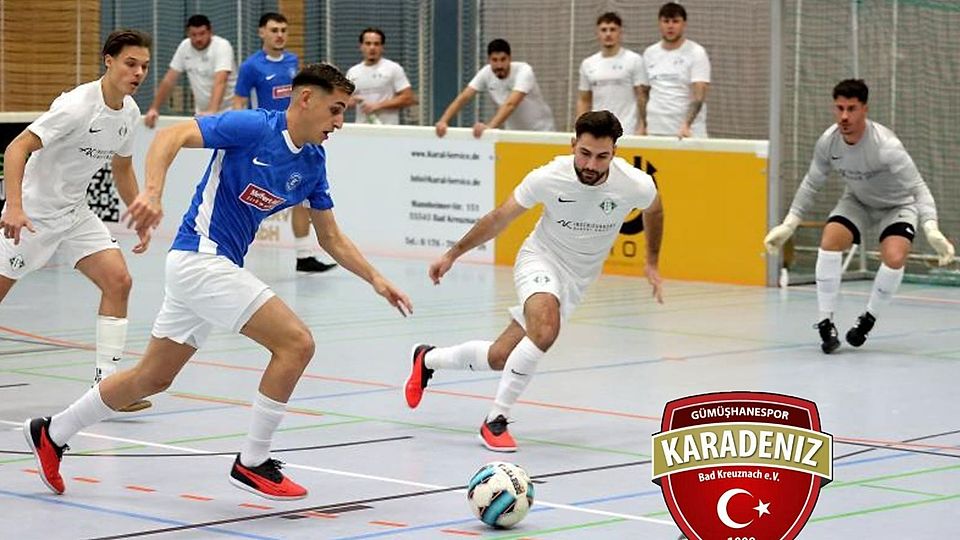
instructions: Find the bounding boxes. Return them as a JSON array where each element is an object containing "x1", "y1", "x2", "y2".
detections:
[
  {"x1": 526, "y1": 325, "x2": 558, "y2": 352},
  {"x1": 288, "y1": 327, "x2": 315, "y2": 365},
  {"x1": 103, "y1": 270, "x2": 133, "y2": 299},
  {"x1": 137, "y1": 369, "x2": 174, "y2": 394},
  {"x1": 882, "y1": 251, "x2": 907, "y2": 269},
  {"x1": 487, "y1": 345, "x2": 509, "y2": 371}
]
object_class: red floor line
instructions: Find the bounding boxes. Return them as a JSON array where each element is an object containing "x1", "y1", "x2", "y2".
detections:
[
  {"x1": 125, "y1": 485, "x2": 156, "y2": 493},
  {"x1": 440, "y1": 530, "x2": 481, "y2": 537},
  {"x1": 304, "y1": 511, "x2": 338, "y2": 519},
  {"x1": 169, "y1": 392, "x2": 325, "y2": 417},
  {"x1": 369, "y1": 520, "x2": 408, "y2": 527},
  {"x1": 239, "y1": 503, "x2": 273, "y2": 510},
  {"x1": 180, "y1": 494, "x2": 214, "y2": 502},
  {"x1": 22, "y1": 468, "x2": 38, "y2": 474},
  {"x1": 73, "y1": 476, "x2": 100, "y2": 483}
]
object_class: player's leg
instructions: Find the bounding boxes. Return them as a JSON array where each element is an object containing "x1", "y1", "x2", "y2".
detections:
[
  {"x1": 69, "y1": 213, "x2": 151, "y2": 411},
  {"x1": 846, "y1": 208, "x2": 915, "y2": 347},
  {"x1": 292, "y1": 204, "x2": 335, "y2": 273},
  {"x1": 479, "y1": 292, "x2": 559, "y2": 451},
  {"x1": 233, "y1": 296, "x2": 314, "y2": 500},
  {"x1": 404, "y1": 334, "x2": 501, "y2": 409},
  {"x1": 24, "y1": 335, "x2": 197, "y2": 495},
  {"x1": 0, "y1": 275, "x2": 16, "y2": 303},
  {"x1": 816, "y1": 197, "x2": 864, "y2": 353}
]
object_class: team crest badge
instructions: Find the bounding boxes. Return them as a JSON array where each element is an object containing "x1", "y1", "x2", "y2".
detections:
[
  {"x1": 286, "y1": 173, "x2": 303, "y2": 191},
  {"x1": 598, "y1": 199, "x2": 617, "y2": 214},
  {"x1": 9, "y1": 254, "x2": 25, "y2": 270},
  {"x1": 652, "y1": 392, "x2": 832, "y2": 540}
]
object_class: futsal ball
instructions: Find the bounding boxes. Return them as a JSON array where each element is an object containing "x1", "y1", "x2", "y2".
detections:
[{"x1": 467, "y1": 461, "x2": 534, "y2": 528}]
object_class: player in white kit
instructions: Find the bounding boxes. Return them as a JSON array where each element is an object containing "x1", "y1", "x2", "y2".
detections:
[
  {"x1": 144, "y1": 14, "x2": 236, "y2": 128},
  {"x1": 435, "y1": 39, "x2": 555, "y2": 138},
  {"x1": 0, "y1": 30, "x2": 154, "y2": 412},
  {"x1": 577, "y1": 12, "x2": 647, "y2": 135},
  {"x1": 640, "y1": 2, "x2": 711, "y2": 138},
  {"x1": 406, "y1": 111, "x2": 664, "y2": 451},
  {"x1": 346, "y1": 27, "x2": 416, "y2": 125},
  {"x1": 765, "y1": 79, "x2": 955, "y2": 353}
]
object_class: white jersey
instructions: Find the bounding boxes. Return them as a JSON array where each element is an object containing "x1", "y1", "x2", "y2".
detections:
[
  {"x1": 468, "y1": 62, "x2": 555, "y2": 132},
  {"x1": 789, "y1": 120, "x2": 938, "y2": 223},
  {"x1": 23, "y1": 79, "x2": 140, "y2": 219},
  {"x1": 346, "y1": 58, "x2": 412, "y2": 125},
  {"x1": 513, "y1": 155, "x2": 657, "y2": 280},
  {"x1": 643, "y1": 39, "x2": 710, "y2": 137},
  {"x1": 169, "y1": 35, "x2": 237, "y2": 113},
  {"x1": 579, "y1": 49, "x2": 647, "y2": 134}
]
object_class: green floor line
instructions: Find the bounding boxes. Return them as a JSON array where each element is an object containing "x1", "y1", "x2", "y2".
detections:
[
  {"x1": 825, "y1": 463, "x2": 960, "y2": 489},
  {"x1": 173, "y1": 390, "x2": 649, "y2": 458},
  {"x1": 810, "y1": 492, "x2": 960, "y2": 523},
  {"x1": 489, "y1": 517, "x2": 627, "y2": 539},
  {"x1": 860, "y1": 483, "x2": 944, "y2": 498}
]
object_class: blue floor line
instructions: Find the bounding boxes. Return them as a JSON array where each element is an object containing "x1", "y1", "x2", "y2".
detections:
[{"x1": 0, "y1": 488, "x2": 280, "y2": 539}]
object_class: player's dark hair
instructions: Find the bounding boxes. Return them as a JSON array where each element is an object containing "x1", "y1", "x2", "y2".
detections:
[
  {"x1": 575, "y1": 111, "x2": 623, "y2": 144},
  {"x1": 186, "y1": 14, "x2": 211, "y2": 29},
  {"x1": 487, "y1": 39, "x2": 511, "y2": 56},
  {"x1": 358, "y1": 27, "x2": 385, "y2": 44},
  {"x1": 596, "y1": 12, "x2": 622, "y2": 26},
  {"x1": 833, "y1": 79, "x2": 869, "y2": 104},
  {"x1": 293, "y1": 63, "x2": 356, "y2": 95},
  {"x1": 102, "y1": 29, "x2": 152, "y2": 58},
  {"x1": 658, "y1": 2, "x2": 687, "y2": 20},
  {"x1": 259, "y1": 12, "x2": 287, "y2": 27}
]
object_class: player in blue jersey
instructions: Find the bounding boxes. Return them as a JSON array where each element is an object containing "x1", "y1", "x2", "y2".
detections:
[
  {"x1": 24, "y1": 63, "x2": 413, "y2": 501},
  {"x1": 233, "y1": 12, "x2": 335, "y2": 274}
]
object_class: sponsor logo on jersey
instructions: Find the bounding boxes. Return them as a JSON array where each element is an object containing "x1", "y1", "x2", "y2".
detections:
[
  {"x1": 239, "y1": 183, "x2": 287, "y2": 211},
  {"x1": 78, "y1": 147, "x2": 116, "y2": 160},
  {"x1": 273, "y1": 84, "x2": 293, "y2": 100}
]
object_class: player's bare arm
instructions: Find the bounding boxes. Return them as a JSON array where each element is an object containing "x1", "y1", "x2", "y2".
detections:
[
  {"x1": 641, "y1": 194, "x2": 665, "y2": 303},
  {"x1": 430, "y1": 195, "x2": 527, "y2": 284},
  {"x1": 636, "y1": 85, "x2": 650, "y2": 135},
  {"x1": 0, "y1": 129, "x2": 42, "y2": 243},
  {"x1": 476, "y1": 90, "x2": 526, "y2": 138},
  {"x1": 436, "y1": 87, "x2": 477, "y2": 137},
  {"x1": 111, "y1": 154, "x2": 152, "y2": 253},
  {"x1": 204, "y1": 70, "x2": 230, "y2": 114},
  {"x1": 680, "y1": 82, "x2": 709, "y2": 138},
  {"x1": 575, "y1": 90, "x2": 592, "y2": 121},
  {"x1": 145, "y1": 69, "x2": 181, "y2": 128},
  {"x1": 310, "y1": 208, "x2": 413, "y2": 316},
  {"x1": 125, "y1": 119, "x2": 204, "y2": 232},
  {"x1": 362, "y1": 86, "x2": 416, "y2": 115}
]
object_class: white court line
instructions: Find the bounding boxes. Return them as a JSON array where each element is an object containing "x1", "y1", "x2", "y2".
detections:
[{"x1": 1, "y1": 420, "x2": 674, "y2": 526}]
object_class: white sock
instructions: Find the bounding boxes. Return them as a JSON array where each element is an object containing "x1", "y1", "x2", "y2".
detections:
[
  {"x1": 487, "y1": 337, "x2": 544, "y2": 422},
  {"x1": 816, "y1": 249, "x2": 843, "y2": 321},
  {"x1": 49, "y1": 385, "x2": 115, "y2": 446},
  {"x1": 866, "y1": 263, "x2": 904, "y2": 317},
  {"x1": 425, "y1": 341, "x2": 492, "y2": 371},
  {"x1": 294, "y1": 235, "x2": 314, "y2": 259},
  {"x1": 95, "y1": 316, "x2": 127, "y2": 382},
  {"x1": 240, "y1": 392, "x2": 287, "y2": 468}
]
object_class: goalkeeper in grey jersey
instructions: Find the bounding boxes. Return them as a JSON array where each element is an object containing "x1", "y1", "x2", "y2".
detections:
[{"x1": 764, "y1": 79, "x2": 955, "y2": 353}]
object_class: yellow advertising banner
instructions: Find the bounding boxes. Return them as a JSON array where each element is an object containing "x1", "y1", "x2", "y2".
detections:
[{"x1": 494, "y1": 140, "x2": 768, "y2": 286}]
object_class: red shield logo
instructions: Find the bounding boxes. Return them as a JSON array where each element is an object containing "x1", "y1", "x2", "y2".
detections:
[{"x1": 652, "y1": 392, "x2": 832, "y2": 540}]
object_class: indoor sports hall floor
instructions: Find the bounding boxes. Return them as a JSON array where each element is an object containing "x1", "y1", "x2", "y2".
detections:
[{"x1": 0, "y1": 237, "x2": 957, "y2": 539}]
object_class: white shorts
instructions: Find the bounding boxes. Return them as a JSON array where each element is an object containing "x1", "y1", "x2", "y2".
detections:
[
  {"x1": 151, "y1": 250, "x2": 275, "y2": 349},
  {"x1": 508, "y1": 244, "x2": 592, "y2": 329},
  {"x1": 0, "y1": 207, "x2": 118, "y2": 280}
]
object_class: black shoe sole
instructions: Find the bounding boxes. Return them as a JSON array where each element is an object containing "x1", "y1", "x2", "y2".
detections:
[
  {"x1": 821, "y1": 339, "x2": 841, "y2": 354},
  {"x1": 845, "y1": 331, "x2": 867, "y2": 347}
]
